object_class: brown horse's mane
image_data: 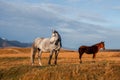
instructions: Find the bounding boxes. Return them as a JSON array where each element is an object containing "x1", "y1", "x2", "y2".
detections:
[{"x1": 91, "y1": 41, "x2": 104, "y2": 47}]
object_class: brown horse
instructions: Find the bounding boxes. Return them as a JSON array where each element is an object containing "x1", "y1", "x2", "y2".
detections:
[{"x1": 78, "y1": 41, "x2": 105, "y2": 63}]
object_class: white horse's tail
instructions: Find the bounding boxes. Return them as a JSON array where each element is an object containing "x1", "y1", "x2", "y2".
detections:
[{"x1": 31, "y1": 43, "x2": 37, "y2": 65}]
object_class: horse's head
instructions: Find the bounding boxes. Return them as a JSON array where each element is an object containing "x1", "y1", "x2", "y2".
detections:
[
  {"x1": 51, "y1": 30, "x2": 59, "y2": 40},
  {"x1": 50, "y1": 30, "x2": 62, "y2": 46},
  {"x1": 100, "y1": 41, "x2": 105, "y2": 50}
]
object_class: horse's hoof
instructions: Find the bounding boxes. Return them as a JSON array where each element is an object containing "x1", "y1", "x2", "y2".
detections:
[
  {"x1": 48, "y1": 63, "x2": 51, "y2": 65},
  {"x1": 32, "y1": 63, "x2": 34, "y2": 66},
  {"x1": 54, "y1": 62, "x2": 57, "y2": 65},
  {"x1": 92, "y1": 61, "x2": 95, "y2": 63},
  {"x1": 80, "y1": 61, "x2": 82, "y2": 64},
  {"x1": 39, "y1": 63, "x2": 42, "y2": 66},
  {"x1": 55, "y1": 64, "x2": 57, "y2": 65}
]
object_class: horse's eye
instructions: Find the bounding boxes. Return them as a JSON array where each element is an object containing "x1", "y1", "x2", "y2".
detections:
[{"x1": 52, "y1": 33, "x2": 56, "y2": 36}]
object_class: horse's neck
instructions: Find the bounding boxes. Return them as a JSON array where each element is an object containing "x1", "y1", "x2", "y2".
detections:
[
  {"x1": 91, "y1": 43, "x2": 98, "y2": 47},
  {"x1": 96, "y1": 44, "x2": 102, "y2": 50},
  {"x1": 50, "y1": 37, "x2": 56, "y2": 43}
]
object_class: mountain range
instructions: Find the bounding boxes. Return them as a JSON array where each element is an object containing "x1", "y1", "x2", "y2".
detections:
[{"x1": 0, "y1": 37, "x2": 31, "y2": 48}]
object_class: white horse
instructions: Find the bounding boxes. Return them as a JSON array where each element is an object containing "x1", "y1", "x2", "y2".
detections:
[{"x1": 31, "y1": 30, "x2": 62, "y2": 66}]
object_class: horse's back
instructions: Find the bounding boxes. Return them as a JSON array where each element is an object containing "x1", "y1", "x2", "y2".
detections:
[
  {"x1": 37, "y1": 38, "x2": 52, "y2": 52},
  {"x1": 78, "y1": 46, "x2": 88, "y2": 53},
  {"x1": 33, "y1": 37, "x2": 44, "y2": 48},
  {"x1": 79, "y1": 46, "x2": 89, "y2": 51},
  {"x1": 80, "y1": 46, "x2": 88, "y2": 48}
]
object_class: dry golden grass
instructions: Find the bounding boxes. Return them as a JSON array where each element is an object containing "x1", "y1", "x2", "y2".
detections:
[{"x1": 0, "y1": 47, "x2": 120, "y2": 80}]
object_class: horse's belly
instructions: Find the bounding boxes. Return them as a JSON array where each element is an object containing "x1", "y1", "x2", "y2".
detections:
[
  {"x1": 40, "y1": 46, "x2": 50, "y2": 52},
  {"x1": 85, "y1": 48, "x2": 98, "y2": 54},
  {"x1": 42, "y1": 49, "x2": 50, "y2": 52}
]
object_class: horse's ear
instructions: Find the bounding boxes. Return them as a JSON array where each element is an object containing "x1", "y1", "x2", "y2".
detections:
[
  {"x1": 52, "y1": 29, "x2": 55, "y2": 33},
  {"x1": 101, "y1": 41, "x2": 105, "y2": 43}
]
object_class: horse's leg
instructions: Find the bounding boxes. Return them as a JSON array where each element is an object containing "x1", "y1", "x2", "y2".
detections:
[
  {"x1": 38, "y1": 49, "x2": 42, "y2": 66},
  {"x1": 79, "y1": 52, "x2": 84, "y2": 63},
  {"x1": 31, "y1": 47, "x2": 37, "y2": 66},
  {"x1": 48, "y1": 50, "x2": 54, "y2": 65},
  {"x1": 92, "y1": 53, "x2": 96, "y2": 63},
  {"x1": 54, "y1": 50, "x2": 59, "y2": 65},
  {"x1": 78, "y1": 48, "x2": 84, "y2": 63}
]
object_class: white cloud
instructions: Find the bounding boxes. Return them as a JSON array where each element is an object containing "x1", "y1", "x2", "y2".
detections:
[
  {"x1": 0, "y1": 0, "x2": 120, "y2": 49},
  {"x1": 66, "y1": 0, "x2": 81, "y2": 2},
  {"x1": 111, "y1": 6, "x2": 120, "y2": 10},
  {"x1": 78, "y1": 13, "x2": 108, "y2": 23}
]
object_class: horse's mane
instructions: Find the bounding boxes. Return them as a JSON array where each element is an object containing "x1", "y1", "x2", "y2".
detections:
[
  {"x1": 54, "y1": 30, "x2": 62, "y2": 47},
  {"x1": 92, "y1": 41, "x2": 104, "y2": 47},
  {"x1": 92, "y1": 43, "x2": 99, "y2": 46}
]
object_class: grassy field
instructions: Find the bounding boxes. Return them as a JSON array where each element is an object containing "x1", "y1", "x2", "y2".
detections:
[{"x1": 0, "y1": 47, "x2": 120, "y2": 80}]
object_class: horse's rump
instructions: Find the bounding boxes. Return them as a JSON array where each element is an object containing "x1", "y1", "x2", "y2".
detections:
[{"x1": 32, "y1": 38, "x2": 44, "y2": 48}]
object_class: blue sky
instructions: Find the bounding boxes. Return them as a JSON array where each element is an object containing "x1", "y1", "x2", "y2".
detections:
[{"x1": 0, "y1": 0, "x2": 120, "y2": 49}]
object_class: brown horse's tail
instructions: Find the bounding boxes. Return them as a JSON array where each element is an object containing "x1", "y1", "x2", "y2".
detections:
[
  {"x1": 78, "y1": 47, "x2": 81, "y2": 58},
  {"x1": 78, "y1": 47, "x2": 83, "y2": 54}
]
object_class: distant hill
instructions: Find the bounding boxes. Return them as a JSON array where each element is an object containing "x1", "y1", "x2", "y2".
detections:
[{"x1": 0, "y1": 38, "x2": 31, "y2": 48}]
